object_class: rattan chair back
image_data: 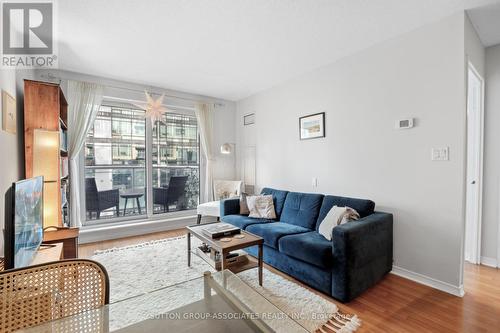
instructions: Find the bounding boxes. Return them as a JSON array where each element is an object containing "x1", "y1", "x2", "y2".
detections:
[{"x1": 0, "y1": 259, "x2": 109, "y2": 333}]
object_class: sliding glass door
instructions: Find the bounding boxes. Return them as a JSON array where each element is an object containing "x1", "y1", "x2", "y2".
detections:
[
  {"x1": 83, "y1": 104, "x2": 199, "y2": 224},
  {"x1": 152, "y1": 113, "x2": 199, "y2": 214}
]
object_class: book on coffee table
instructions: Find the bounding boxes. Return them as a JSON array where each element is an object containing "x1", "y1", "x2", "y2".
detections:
[{"x1": 201, "y1": 223, "x2": 241, "y2": 239}]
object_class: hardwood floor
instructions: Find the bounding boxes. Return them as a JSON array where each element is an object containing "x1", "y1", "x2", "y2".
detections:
[{"x1": 80, "y1": 229, "x2": 500, "y2": 333}]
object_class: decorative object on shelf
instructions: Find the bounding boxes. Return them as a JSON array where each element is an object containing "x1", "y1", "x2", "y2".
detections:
[
  {"x1": 1, "y1": 90, "x2": 16, "y2": 134},
  {"x1": 201, "y1": 222, "x2": 241, "y2": 239},
  {"x1": 134, "y1": 91, "x2": 169, "y2": 124},
  {"x1": 299, "y1": 112, "x2": 325, "y2": 140},
  {"x1": 243, "y1": 113, "x2": 255, "y2": 125}
]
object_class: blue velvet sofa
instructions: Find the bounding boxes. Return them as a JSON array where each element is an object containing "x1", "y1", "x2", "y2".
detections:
[{"x1": 220, "y1": 188, "x2": 393, "y2": 303}]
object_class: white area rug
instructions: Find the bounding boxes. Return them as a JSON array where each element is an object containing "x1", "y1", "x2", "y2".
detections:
[{"x1": 92, "y1": 236, "x2": 360, "y2": 332}]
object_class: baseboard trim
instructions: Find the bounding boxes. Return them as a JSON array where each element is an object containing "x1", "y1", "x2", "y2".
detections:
[
  {"x1": 391, "y1": 265, "x2": 464, "y2": 297},
  {"x1": 480, "y1": 256, "x2": 498, "y2": 268}
]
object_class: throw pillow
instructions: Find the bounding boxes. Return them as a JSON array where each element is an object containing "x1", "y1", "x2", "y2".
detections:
[
  {"x1": 318, "y1": 206, "x2": 360, "y2": 241},
  {"x1": 247, "y1": 195, "x2": 277, "y2": 219},
  {"x1": 240, "y1": 193, "x2": 250, "y2": 215}
]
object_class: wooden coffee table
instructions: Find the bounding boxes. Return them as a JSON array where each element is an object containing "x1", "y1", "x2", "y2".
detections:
[{"x1": 186, "y1": 223, "x2": 264, "y2": 286}]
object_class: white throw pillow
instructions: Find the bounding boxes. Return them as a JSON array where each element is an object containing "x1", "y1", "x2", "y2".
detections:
[
  {"x1": 318, "y1": 206, "x2": 360, "y2": 241},
  {"x1": 247, "y1": 195, "x2": 277, "y2": 219}
]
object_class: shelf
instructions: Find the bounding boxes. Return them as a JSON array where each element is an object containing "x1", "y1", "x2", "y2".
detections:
[
  {"x1": 228, "y1": 256, "x2": 259, "y2": 274},
  {"x1": 195, "y1": 247, "x2": 255, "y2": 273}
]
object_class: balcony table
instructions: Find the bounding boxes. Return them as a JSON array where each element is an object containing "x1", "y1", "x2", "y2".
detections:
[{"x1": 120, "y1": 190, "x2": 144, "y2": 215}]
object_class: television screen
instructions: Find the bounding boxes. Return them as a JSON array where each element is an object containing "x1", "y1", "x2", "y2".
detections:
[{"x1": 12, "y1": 176, "x2": 44, "y2": 268}]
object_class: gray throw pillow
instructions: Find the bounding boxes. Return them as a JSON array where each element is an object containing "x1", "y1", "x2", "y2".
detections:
[{"x1": 240, "y1": 193, "x2": 250, "y2": 215}]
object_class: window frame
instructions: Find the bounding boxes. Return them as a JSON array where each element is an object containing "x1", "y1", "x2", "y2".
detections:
[{"x1": 81, "y1": 101, "x2": 201, "y2": 226}]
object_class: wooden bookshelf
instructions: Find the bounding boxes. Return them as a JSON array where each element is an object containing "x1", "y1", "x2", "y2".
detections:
[{"x1": 24, "y1": 80, "x2": 69, "y2": 227}]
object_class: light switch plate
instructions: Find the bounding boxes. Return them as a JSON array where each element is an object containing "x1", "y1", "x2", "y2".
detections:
[
  {"x1": 432, "y1": 147, "x2": 449, "y2": 161},
  {"x1": 312, "y1": 177, "x2": 318, "y2": 187}
]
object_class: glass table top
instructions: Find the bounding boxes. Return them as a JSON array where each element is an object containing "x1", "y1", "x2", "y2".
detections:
[{"x1": 20, "y1": 270, "x2": 308, "y2": 333}]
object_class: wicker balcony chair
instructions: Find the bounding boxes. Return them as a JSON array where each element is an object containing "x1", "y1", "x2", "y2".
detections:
[
  {"x1": 0, "y1": 259, "x2": 110, "y2": 333},
  {"x1": 153, "y1": 175, "x2": 189, "y2": 212},
  {"x1": 86, "y1": 178, "x2": 120, "y2": 219}
]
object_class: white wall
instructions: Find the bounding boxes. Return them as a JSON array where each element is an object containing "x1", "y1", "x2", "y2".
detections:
[
  {"x1": 236, "y1": 13, "x2": 468, "y2": 289},
  {"x1": 212, "y1": 104, "x2": 237, "y2": 181},
  {"x1": 0, "y1": 69, "x2": 21, "y2": 256},
  {"x1": 481, "y1": 44, "x2": 500, "y2": 264}
]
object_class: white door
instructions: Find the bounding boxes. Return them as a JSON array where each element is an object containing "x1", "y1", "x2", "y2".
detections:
[{"x1": 464, "y1": 64, "x2": 484, "y2": 264}]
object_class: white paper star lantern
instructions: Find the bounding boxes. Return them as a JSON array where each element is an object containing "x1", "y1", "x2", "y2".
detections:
[{"x1": 133, "y1": 91, "x2": 168, "y2": 125}]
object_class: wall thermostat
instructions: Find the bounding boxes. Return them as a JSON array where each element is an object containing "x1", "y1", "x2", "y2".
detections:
[{"x1": 396, "y1": 118, "x2": 414, "y2": 129}]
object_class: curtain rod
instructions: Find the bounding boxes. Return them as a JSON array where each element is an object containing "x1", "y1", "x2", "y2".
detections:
[{"x1": 39, "y1": 72, "x2": 225, "y2": 107}]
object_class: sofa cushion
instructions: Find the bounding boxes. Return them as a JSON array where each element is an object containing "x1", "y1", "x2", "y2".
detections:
[
  {"x1": 316, "y1": 195, "x2": 375, "y2": 230},
  {"x1": 279, "y1": 231, "x2": 334, "y2": 269},
  {"x1": 246, "y1": 222, "x2": 310, "y2": 249},
  {"x1": 260, "y1": 188, "x2": 289, "y2": 219},
  {"x1": 280, "y1": 192, "x2": 324, "y2": 229},
  {"x1": 222, "y1": 215, "x2": 271, "y2": 230}
]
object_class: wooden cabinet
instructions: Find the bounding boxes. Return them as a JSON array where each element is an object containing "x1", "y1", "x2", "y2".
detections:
[
  {"x1": 43, "y1": 228, "x2": 79, "y2": 259},
  {"x1": 24, "y1": 80, "x2": 69, "y2": 227}
]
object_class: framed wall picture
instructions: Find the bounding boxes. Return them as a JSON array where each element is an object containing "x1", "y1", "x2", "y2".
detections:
[
  {"x1": 2, "y1": 90, "x2": 16, "y2": 134},
  {"x1": 299, "y1": 112, "x2": 325, "y2": 140},
  {"x1": 243, "y1": 113, "x2": 255, "y2": 126}
]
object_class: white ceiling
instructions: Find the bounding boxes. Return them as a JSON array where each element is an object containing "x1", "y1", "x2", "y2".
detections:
[
  {"x1": 58, "y1": 0, "x2": 500, "y2": 101},
  {"x1": 467, "y1": 3, "x2": 500, "y2": 47}
]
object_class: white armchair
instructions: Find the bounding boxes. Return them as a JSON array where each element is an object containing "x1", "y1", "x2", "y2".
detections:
[{"x1": 196, "y1": 180, "x2": 244, "y2": 224}]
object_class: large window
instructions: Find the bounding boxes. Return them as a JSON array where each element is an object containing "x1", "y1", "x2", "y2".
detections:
[{"x1": 84, "y1": 104, "x2": 199, "y2": 222}]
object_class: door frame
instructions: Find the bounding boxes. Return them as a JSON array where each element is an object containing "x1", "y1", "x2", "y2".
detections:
[{"x1": 465, "y1": 61, "x2": 485, "y2": 265}]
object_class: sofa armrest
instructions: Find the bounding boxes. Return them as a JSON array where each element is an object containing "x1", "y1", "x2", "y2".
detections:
[
  {"x1": 331, "y1": 212, "x2": 393, "y2": 302},
  {"x1": 220, "y1": 198, "x2": 240, "y2": 217}
]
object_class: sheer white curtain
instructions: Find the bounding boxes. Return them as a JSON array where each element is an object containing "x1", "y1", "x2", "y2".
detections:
[
  {"x1": 67, "y1": 80, "x2": 104, "y2": 227},
  {"x1": 195, "y1": 103, "x2": 215, "y2": 202}
]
